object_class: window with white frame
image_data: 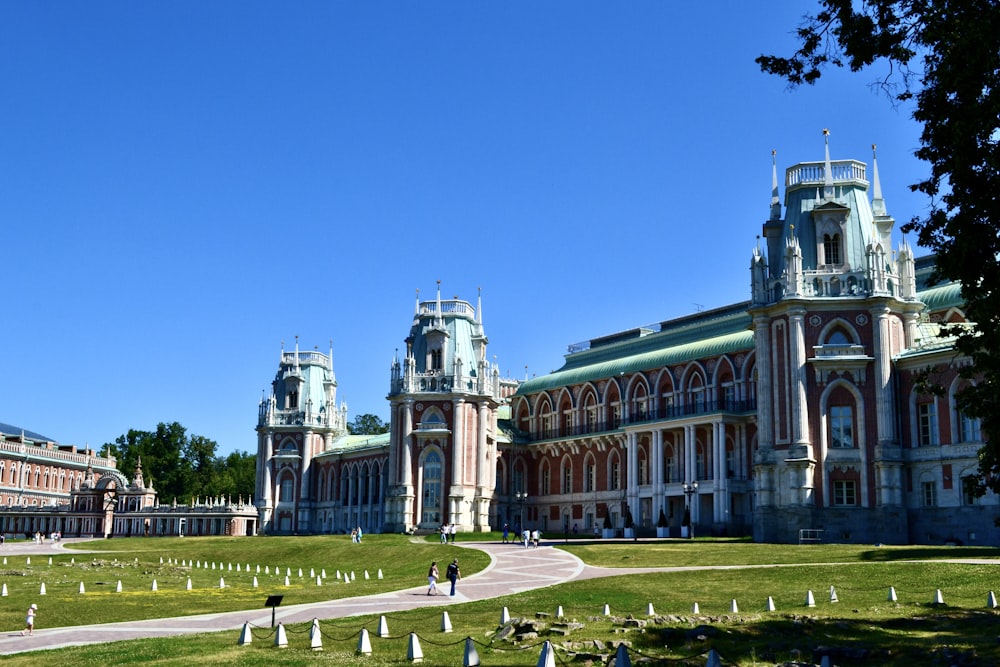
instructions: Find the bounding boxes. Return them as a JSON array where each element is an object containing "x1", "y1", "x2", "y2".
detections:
[
  {"x1": 918, "y1": 402, "x2": 939, "y2": 446},
  {"x1": 562, "y1": 460, "x2": 572, "y2": 494},
  {"x1": 922, "y1": 481, "x2": 937, "y2": 507},
  {"x1": 833, "y1": 480, "x2": 856, "y2": 506},
  {"x1": 279, "y1": 478, "x2": 294, "y2": 503},
  {"x1": 823, "y1": 233, "x2": 842, "y2": 265},
  {"x1": 959, "y1": 410, "x2": 981, "y2": 443},
  {"x1": 584, "y1": 459, "x2": 596, "y2": 492},
  {"x1": 610, "y1": 458, "x2": 620, "y2": 490},
  {"x1": 962, "y1": 476, "x2": 979, "y2": 506},
  {"x1": 540, "y1": 463, "x2": 550, "y2": 496},
  {"x1": 829, "y1": 405, "x2": 854, "y2": 448},
  {"x1": 723, "y1": 384, "x2": 736, "y2": 408},
  {"x1": 665, "y1": 451, "x2": 676, "y2": 483},
  {"x1": 695, "y1": 447, "x2": 705, "y2": 479},
  {"x1": 638, "y1": 457, "x2": 648, "y2": 485}
]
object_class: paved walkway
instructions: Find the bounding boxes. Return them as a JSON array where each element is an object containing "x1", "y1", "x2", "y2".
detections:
[{"x1": 0, "y1": 538, "x2": 654, "y2": 656}]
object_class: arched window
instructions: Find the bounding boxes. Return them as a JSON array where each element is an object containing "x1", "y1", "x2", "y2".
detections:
[
  {"x1": 561, "y1": 458, "x2": 573, "y2": 494},
  {"x1": 421, "y1": 451, "x2": 442, "y2": 525},
  {"x1": 539, "y1": 460, "x2": 550, "y2": 496},
  {"x1": 608, "y1": 452, "x2": 621, "y2": 490},
  {"x1": 829, "y1": 405, "x2": 854, "y2": 448},
  {"x1": 823, "y1": 233, "x2": 842, "y2": 265},
  {"x1": 584, "y1": 456, "x2": 596, "y2": 492}
]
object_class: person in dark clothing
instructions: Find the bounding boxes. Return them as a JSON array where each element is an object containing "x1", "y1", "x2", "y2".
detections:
[{"x1": 445, "y1": 559, "x2": 461, "y2": 596}]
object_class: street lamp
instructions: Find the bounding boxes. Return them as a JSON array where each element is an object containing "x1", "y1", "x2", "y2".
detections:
[
  {"x1": 515, "y1": 491, "x2": 528, "y2": 534},
  {"x1": 682, "y1": 481, "x2": 698, "y2": 539}
]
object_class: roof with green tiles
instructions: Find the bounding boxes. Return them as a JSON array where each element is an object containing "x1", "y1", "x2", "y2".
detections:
[
  {"x1": 915, "y1": 281, "x2": 964, "y2": 314},
  {"x1": 517, "y1": 302, "x2": 753, "y2": 396}
]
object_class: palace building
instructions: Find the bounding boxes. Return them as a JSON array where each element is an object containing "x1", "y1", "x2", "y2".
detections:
[
  {"x1": 253, "y1": 138, "x2": 992, "y2": 544},
  {"x1": 0, "y1": 424, "x2": 257, "y2": 538}
]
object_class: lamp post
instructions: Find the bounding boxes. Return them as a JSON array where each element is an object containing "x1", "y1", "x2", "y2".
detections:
[
  {"x1": 682, "y1": 481, "x2": 698, "y2": 539},
  {"x1": 515, "y1": 491, "x2": 528, "y2": 534}
]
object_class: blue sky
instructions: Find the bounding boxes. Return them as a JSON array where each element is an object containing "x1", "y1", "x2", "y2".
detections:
[{"x1": 0, "y1": 2, "x2": 927, "y2": 458}]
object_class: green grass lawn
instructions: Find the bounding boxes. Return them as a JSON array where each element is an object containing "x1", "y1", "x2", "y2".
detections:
[
  {"x1": 2, "y1": 536, "x2": 999, "y2": 666},
  {"x1": 0, "y1": 535, "x2": 486, "y2": 630}
]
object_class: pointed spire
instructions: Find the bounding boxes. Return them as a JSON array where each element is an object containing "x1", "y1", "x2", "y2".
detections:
[
  {"x1": 435, "y1": 280, "x2": 443, "y2": 328},
  {"x1": 414, "y1": 288, "x2": 420, "y2": 316},
  {"x1": 328, "y1": 340, "x2": 334, "y2": 373},
  {"x1": 476, "y1": 286, "x2": 483, "y2": 326},
  {"x1": 871, "y1": 143, "x2": 887, "y2": 216},
  {"x1": 770, "y1": 150, "x2": 781, "y2": 220},
  {"x1": 822, "y1": 128, "x2": 835, "y2": 200},
  {"x1": 294, "y1": 335, "x2": 300, "y2": 370}
]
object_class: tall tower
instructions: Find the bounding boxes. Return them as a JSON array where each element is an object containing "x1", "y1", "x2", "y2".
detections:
[
  {"x1": 255, "y1": 337, "x2": 347, "y2": 534},
  {"x1": 750, "y1": 133, "x2": 921, "y2": 543},
  {"x1": 384, "y1": 283, "x2": 505, "y2": 533}
]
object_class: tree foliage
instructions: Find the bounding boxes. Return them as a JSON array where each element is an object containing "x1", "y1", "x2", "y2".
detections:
[
  {"x1": 348, "y1": 413, "x2": 390, "y2": 435},
  {"x1": 99, "y1": 422, "x2": 256, "y2": 502},
  {"x1": 758, "y1": 0, "x2": 1000, "y2": 490}
]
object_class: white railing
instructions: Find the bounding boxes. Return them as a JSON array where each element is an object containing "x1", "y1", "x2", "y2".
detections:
[{"x1": 786, "y1": 160, "x2": 867, "y2": 187}]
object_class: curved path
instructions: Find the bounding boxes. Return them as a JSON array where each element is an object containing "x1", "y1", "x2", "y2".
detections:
[{"x1": 0, "y1": 538, "x2": 649, "y2": 656}]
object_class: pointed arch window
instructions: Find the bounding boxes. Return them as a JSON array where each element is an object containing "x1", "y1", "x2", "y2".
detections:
[
  {"x1": 540, "y1": 460, "x2": 550, "y2": 496},
  {"x1": 421, "y1": 451, "x2": 442, "y2": 524},
  {"x1": 829, "y1": 405, "x2": 855, "y2": 448},
  {"x1": 584, "y1": 457, "x2": 596, "y2": 492},
  {"x1": 823, "y1": 233, "x2": 842, "y2": 265},
  {"x1": 561, "y1": 459, "x2": 573, "y2": 494}
]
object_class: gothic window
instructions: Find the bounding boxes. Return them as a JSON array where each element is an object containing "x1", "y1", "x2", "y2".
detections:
[
  {"x1": 638, "y1": 451, "x2": 648, "y2": 485},
  {"x1": 665, "y1": 447, "x2": 676, "y2": 483},
  {"x1": 561, "y1": 459, "x2": 572, "y2": 494},
  {"x1": 279, "y1": 477, "x2": 294, "y2": 503},
  {"x1": 563, "y1": 412, "x2": 573, "y2": 436},
  {"x1": 726, "y1": 445, "x2": 736, "y2": 478},
  {"x1": 829, "y1": 405, "x2": 854, "y2": 448},
  {"x1": 609, "y1": 455, "x2": 621, "y2": 490},
  {"x1": 421, "y1": 451, "x2": 442, "y2": 525},
  {"x1": 823, "y1": 233, "x2": 842, "y2": 265},
  {"x1": 584, "y1": 457, "x2": 596, "y2": 492},
  {"x1": 921, "y1": 481, "x2": 937, "y2": 507},
  {"x1": 430, "y1": 349, "x2": 443, "y2": 371},
  {"x1": 695, "y1": 444, "x2": 706, "y2": 480},
  {"x1": 918, "y1": 402, "x2": 939, "y2": 446},
  {"x1": 962, "y1": 476, "x2": 978, "y2": 506},
  {"x1": 540, "y1": 461, "x2": 550, "y2": 495},
  {"x1": 959, "y1": 410, "x2": 982, "y2": 443},
  {"x1": 826, "y1": 330, "x2": 850, "y2": 345},
  {"x1": 287, "y1": 390, "x2": 299, "y2": 410},
  {"x1": 833, "y1": 480, "x2": 856, "y2": 506}
]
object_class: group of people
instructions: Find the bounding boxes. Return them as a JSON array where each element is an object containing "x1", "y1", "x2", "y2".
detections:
[
  {"x1": 500, "y1": 522, "x2": 541, "y2": 547},
  {"x1": 426, "y1": 558, "x2": 460, "y2": 596},
  {"x1": 438, "y1": 523, "x2": 457, "y2": 544},
  {"x1": 349, "y1": 527, "x2": 363, "y2": 543}
]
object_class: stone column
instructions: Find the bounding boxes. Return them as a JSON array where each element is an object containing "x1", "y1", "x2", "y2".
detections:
[{"x1": 652, "y1": 429, "x2": 664, "y2": 520}]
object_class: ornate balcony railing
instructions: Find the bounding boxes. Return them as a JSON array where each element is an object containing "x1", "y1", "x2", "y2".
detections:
[{"x1": 528, "y1": 398, "x2": 757, "y2": 442}]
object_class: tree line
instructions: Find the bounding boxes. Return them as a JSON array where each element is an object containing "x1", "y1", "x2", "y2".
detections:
[
  {"x1": 97, "y1": 414, "x2": 389, "y2": 504},
  {"x1": 99, "y1": 422, "x2": 255, "y2": 504}
]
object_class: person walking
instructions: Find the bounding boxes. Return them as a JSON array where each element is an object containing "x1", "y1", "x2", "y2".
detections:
[
  {"x1": 21, "y1": 604, "x2": 37, "y2": 636},
  {"x1": 449, "y1": 523, "x2": 456, "y2": 543},
  {"x1": 531, "y1": 528, "x2": 540, "y2": 548},
  {"x1": 445, "y1": 558, "x2": 461, "y2": 596},
  {"x1": 502, "y1": 522, "x2": 509, "y2": 544},
  {"x1": 427, "y1": 561, "x2": 439, "y2": 595},
  {"x1": 439, "y1": 525, "x2": 447, "y2": 544}
]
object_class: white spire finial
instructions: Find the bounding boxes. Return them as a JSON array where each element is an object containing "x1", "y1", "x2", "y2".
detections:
[
  {"x1": 435, "y1": 280, "x2": 443, "y2": 327},
  {"x1": 871, "y1": 143, "x2": 887, "y2": 216},
  {"x1": 822, "y1": 129, "x2": 835, "y2": 199},
  {"x1": 770, "y1": 149, "x2": 781, "y2": 220}
]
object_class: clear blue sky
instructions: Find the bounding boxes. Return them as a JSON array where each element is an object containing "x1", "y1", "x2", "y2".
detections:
[{"x1": 1, "y1": 2, "x2": 927, "y2": 457}]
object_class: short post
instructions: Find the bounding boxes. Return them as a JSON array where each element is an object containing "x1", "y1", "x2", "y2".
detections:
[{"x1": 264, "y1": 595, "x2": 283, "y2": 628}]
